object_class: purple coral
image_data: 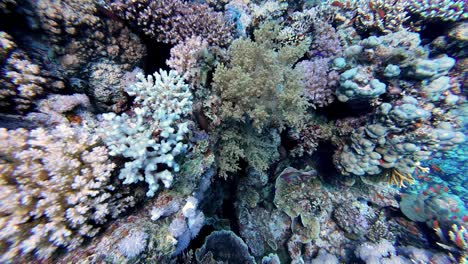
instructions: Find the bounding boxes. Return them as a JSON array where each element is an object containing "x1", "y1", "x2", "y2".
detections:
[
  {"x1": 297, "y1": 58, "x2": 339, "y2": 108},
  {"x1": 309, "y1": 19, "x2": 342, "y2": 58},
  {"x1": 106, "y1": 0, "x2": 234, "y2": 46}
]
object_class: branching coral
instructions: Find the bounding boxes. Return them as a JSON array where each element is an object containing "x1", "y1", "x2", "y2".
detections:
[
  {"x1": 0, "y1": 41, "x2": 46, "y2": 113},
  {"x1": 325, "y1": 0, "x2": 411, "y2": 34},
  {"x1": 386, "y1": 168, "x2": 416, "y2": 188},
  {"x1": 99, "y1": 70, "x2": 192, "y2": 197},
  {"x1": 0, "y1": 124, "x2": 134, "y2": 262},
  {"x1": 167, "y1": 36, "x2": 209, "y2": 86},
  {"x1": 408, "y1": 0, "x2": 467, "y2": 22},
  {"x1": 297, "y1": 58, "x2": 339, "y2": 108},
  {"x1": 105, "y1": 0, "x2": 234, "y2": 46}
]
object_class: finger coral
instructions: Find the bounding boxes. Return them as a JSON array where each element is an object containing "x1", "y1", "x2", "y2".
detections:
[
  {"x1": 99, "y1": 70, "x2": 192, "y2": 197},
  {"x1": 0, "y1": 124, "x2": 134, "y2": 262}
]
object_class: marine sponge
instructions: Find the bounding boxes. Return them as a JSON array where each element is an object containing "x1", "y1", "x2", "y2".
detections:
[{"x1": 100, "y1": 70, "x2": 192, "y2": 197}]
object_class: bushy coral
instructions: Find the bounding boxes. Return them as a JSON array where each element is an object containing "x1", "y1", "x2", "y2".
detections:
[
  {"x1": 166, "y1": 36, "x2": 209, "y2": 86},
  {"x1": 99, "y1": 70, "x2": 192, "y2": 197},
  {"x1": 213, "y1": 23, "x2": 309, "y2": 131},
  {"x1": 217, "y1": 123, "x2": 281, "y2": 178},
  {"x1": 0, "y1": 124, "x2": 134, "y2": 262}
]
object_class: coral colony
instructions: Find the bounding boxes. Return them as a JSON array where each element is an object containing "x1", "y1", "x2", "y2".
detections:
[{"x1": 0, "y1": 0, "x2": 467, "y2": 263}]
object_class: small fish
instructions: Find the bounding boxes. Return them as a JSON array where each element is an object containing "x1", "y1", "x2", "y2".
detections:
[
  {"x1": 428, "y1": 187, "x2": 439, "y2": 194},
  {"x1": 331, "y1": 1, "x2": 344, "y2": 8},
  {"x1": 430, "y1": 164, "x2": 442, "y2": 173},
  {"x1": 376, "y1": 9, "x2": 385, "y2": 19}
]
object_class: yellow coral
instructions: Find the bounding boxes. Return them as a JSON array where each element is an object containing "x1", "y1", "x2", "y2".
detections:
[{"x1": 387, "y1": 168, "x2": 415, "y2": 188}]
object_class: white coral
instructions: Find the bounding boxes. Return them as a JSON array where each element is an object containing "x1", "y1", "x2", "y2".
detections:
[{"x1": 100, "y1": 70, "x2": 192, "y2": 197}]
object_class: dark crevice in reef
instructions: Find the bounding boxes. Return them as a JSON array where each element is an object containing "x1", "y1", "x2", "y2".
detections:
[
  {"x1": 184, "y1": 225, "x2": 215, "y2": 257},
  {"x1": 221, "y1": 163, "x2": 243, "y2": 236},
  {"x1": 415, "y1": 21, "x2": 447, "y2": 46},
  {"x1": 315, "y1": 99, "x2": 373, "y2": 120},
  {"x1": 141, "y1": 35, "x2": 172, "y2": 75},
  {"x1": 311, "y1": 141, "x2": 340, "y2": 183}
]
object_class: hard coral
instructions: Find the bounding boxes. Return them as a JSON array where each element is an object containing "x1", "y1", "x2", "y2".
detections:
[
  {"x1": 99, "y1": 70, "x2": 192, "y2": 197},
  {"x1": 106, "y1": 0, "x2": 234, "y2": 46},
  {"x1": 0, "y1": 124, "x2": 134, "y2": 262}
]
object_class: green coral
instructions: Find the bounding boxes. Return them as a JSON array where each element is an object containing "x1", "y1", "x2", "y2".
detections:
[
  {"x1": 212, "y1": 23, "x2": 310, "y2": 177},
  {"x1": 217, "y1": 123, "x2": 280, "y2": 178},
  {"x1": 212, "y1": 22, "x2": 309, "y2": 131}
]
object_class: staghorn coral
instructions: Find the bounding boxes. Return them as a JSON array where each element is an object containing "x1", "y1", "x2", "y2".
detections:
[
  {"x1": 105, "y1": 0, "x2": 234, "y2": 46},
  {"x1": 213, "y1": 23, "x2": 309, "y2": 131},
  {"x1": 99, "y1": 70, "x2": 192, "y2": 197},
  {"x1": 0, "y1": 124, "x2": 134, "y2": 262}
]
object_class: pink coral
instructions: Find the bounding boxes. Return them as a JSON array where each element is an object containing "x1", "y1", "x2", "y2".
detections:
[
  {"x1": 0, "y1": 124, "x2": 134, "y2": 262},
  {"x1": 167, "y1": 36, "x2": 209, "y2": 85},
  {"x1": 297, "y1": 58, "x2": 339, "y2": 108}
]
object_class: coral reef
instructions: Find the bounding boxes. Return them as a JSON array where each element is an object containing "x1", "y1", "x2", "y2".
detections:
[{"x1": 0, "y1": 0, "x2": 467, "y2": 263}]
